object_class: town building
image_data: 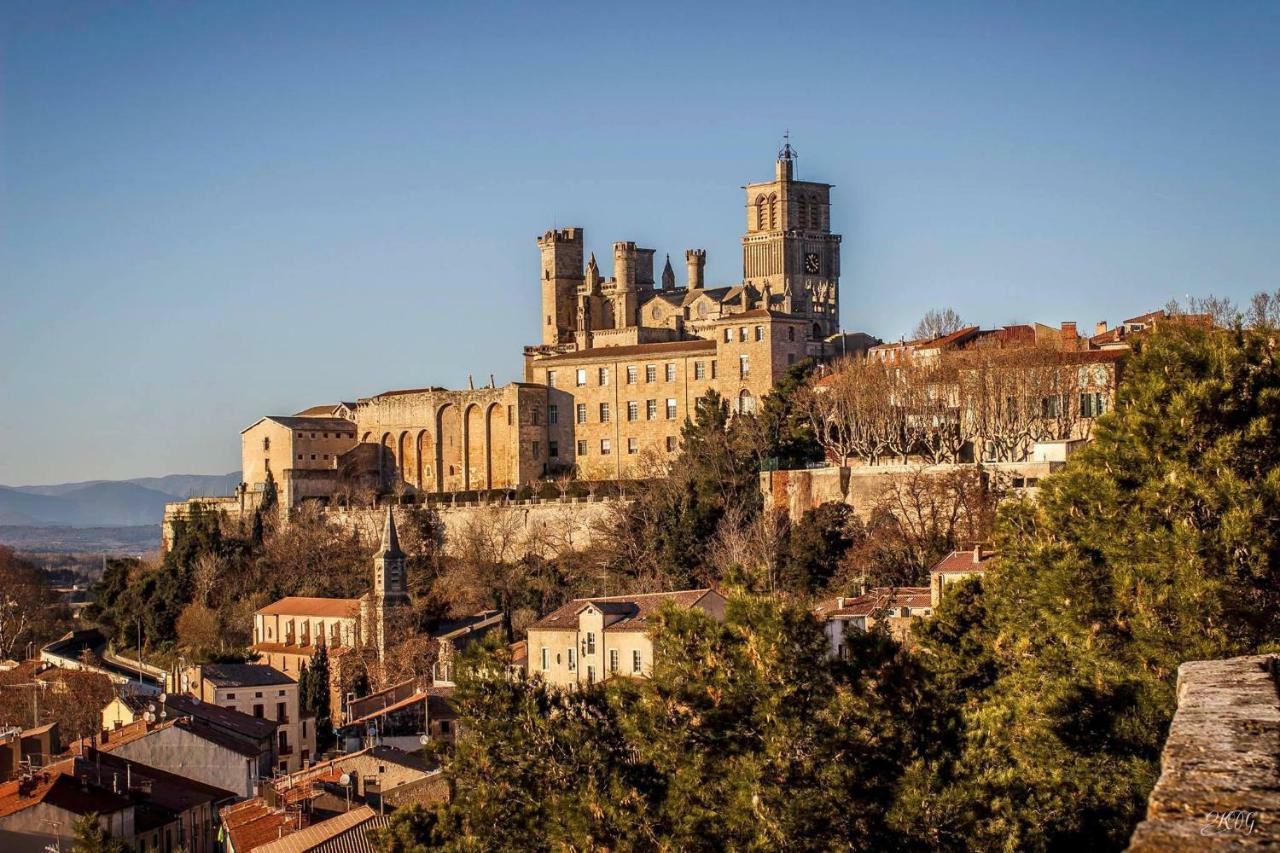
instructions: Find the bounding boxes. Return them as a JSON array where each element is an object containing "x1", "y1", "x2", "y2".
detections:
[
  {"x1": 81, "y1": 715, "x2": 270, "y2": 799},
  {"x1": 0, "y1": 752, "x2": 234, "y2": 853},
  {"x1": 526, "y1": 589, "x2": 727, "y2": 688},
  {"x1": 0, "y1": 724, "x2": 59, "y2": 782},
  {"x1": 813, "y1": 587, "x2": 934, "y2": 652},
  {"x1": 173, "y1": 663, "x2": 315, "y2": 773},
  {"x1": 929, "y1": 547, "x2": 996, "y2": 607}
]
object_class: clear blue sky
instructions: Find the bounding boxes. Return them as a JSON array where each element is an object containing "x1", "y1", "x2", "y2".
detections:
[{"x1": 2, "y1": 1, "x2": 1277, "y2": 484}]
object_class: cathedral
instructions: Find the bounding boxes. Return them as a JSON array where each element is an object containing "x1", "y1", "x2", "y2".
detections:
[{"x1": 237, "y1": 144, "x2": 845, "y2": 504}]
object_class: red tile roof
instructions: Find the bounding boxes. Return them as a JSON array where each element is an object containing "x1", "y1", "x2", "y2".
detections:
[
  {"x1": 256, "y1": 597, "x2": 361, "y2": 618},
  {"x1": 0, "y1": 763, "x2": 134, "y2": 820},
  {"x1": 930, "y1": 549, "x2": 996, "y2": 574},
  {"x1": 529, "y1": 589, "x2": 720, "y2": 633},
  {"x1": 814, "y1": 587, "x2": 932, "y2": 619}
]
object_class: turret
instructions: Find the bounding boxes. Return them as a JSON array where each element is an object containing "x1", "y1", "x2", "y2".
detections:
[
  {"x1": 661, "y1": 255, "x2": 675, "y2": 291},
  {"x1": 686, "y1": 249, "x2": 706, "y2": 290},
  {"x1": 537, "y1": 228, "x2": 584, "y2": 346}
]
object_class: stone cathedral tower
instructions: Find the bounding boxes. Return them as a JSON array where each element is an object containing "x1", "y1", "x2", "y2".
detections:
[{"x1": 741, "y1": 138, "x2": 842, "y2": 339}]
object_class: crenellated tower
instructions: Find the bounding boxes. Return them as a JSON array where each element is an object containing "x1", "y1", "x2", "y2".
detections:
[{"x1": 537, "y1": 228, "x2": 585, "y2": 345}]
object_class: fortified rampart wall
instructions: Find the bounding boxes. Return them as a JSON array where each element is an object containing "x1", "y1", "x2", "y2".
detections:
[{"x1": 164, "y1": 496, "x2": 624, "y2": 557}]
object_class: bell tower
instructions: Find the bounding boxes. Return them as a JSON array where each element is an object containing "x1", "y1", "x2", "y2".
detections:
[
  {"x1": 364, "y1": 507, "x2": 410, "y2": 663},
  {"x1": 741, "y1": 136, "x2": 842, "y2": 339}
]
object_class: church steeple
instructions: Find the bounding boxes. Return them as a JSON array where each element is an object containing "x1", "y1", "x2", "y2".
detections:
[
  {"x1": 373, "y1": 507, "x2": 408, "y2": 604},
  {"x1": 661, "y1": 254, "x2": 675, "y2": 291}
]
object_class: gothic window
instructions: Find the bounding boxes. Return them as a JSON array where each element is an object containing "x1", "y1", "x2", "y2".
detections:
[
  {"x1": 796, "y1": 197, "x2": 807, "y2": 230},
  {"x1": 754, "y1": 194, "x2": 767, "y2": 230},
  {"x1": 768, "y1": 193, "x2": 778, "y2": 229},
  {"x1": 810, "y1": 195, "x2": 821, "y2": 229}
]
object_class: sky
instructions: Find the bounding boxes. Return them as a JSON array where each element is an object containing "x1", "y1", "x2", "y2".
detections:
[{"x1": 2, "y1": 1, "x2": 1278, "y2": 485}]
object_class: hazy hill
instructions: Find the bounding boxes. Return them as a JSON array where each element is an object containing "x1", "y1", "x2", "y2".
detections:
[{"x1": 0, "y1": 472, "x2": 240, "y2": 527}]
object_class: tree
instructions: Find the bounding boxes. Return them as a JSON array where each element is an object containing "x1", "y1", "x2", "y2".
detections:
[
  {"x1": 302, "y1": 645, "x2": 334, "y2": 751},
  {"x1": 0, "y1": 547, "x2": 62, "y2": 659},
  {"x1": 912, "y1": 307, "x2": 965, "y2": 341},
  {"x1": 903, "y1": 320, "x2": 1280, "y2": 850},
  {"x1": 781, "y1": 501, "x2": 854, "y2": 593},
  {"x1": 70, "y1": 813, "x2": 130, "y2": 853}
]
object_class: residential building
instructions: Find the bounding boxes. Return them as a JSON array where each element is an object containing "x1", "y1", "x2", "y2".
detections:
[
  {"x1": 526, "y1": 589, "x2": 727, "y2": 688},
  {"x1": 174, "y1": 663, "x2": 314, "y2": 773},
  {"x1": 81, "y1": 716, "x2": 269, "y2": 799},
  {"x1": 813, "y1": 587, "x2": 933, "y2": 653},
  {"x1": 928, "y1": 547, "x2": 995, "y2": 607}
]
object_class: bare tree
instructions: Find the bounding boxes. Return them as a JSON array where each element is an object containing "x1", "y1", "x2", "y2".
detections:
[
  {"x1": 707, "y1": 504, "x2": 790, "y2": 593},
  {"x1": 912, "y1": 307, "x2": 965, "y2": 342}
]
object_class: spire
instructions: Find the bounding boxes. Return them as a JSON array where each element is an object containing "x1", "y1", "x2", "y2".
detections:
[
  {"x1": 376, "y1": 506, "x2": 404, "y2": 560},
  {"x1": 661, "y1": 254, "x2": 675, "y2": 291}
]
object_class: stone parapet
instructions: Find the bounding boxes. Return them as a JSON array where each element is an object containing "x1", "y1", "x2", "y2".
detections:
[{"x1": 1128, "y1": 654, "x2": 1280, "y2": 850}]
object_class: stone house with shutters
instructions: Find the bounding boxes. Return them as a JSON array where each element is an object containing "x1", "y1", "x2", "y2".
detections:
[{"x1": 525, "y1": 589, "x2": 727, "y2": 688}]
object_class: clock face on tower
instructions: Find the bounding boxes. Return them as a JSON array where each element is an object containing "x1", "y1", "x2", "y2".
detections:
[{"x1": 804, "y1": 252, "x2": 821, "y2": 275}]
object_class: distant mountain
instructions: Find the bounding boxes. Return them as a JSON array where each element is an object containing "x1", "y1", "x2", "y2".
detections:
[
  {"x1": 12, "y1": 472, "x2": 240, "y2": 499},
  {"x1": 0, "y1": 472, "x2": 240, "y2": 527}
]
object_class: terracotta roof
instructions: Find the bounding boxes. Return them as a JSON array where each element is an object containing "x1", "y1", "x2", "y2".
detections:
[
  {"x1": 529, "y1": 589, "x2": 719, "y2": 633},
  {"x1": 930, "y1": 549, "x2": 997, "y2": 574},
  {"x1": 814, "y1": 587, "x2": 932, "y2": 619},
  {"x1": 198, "y1": 663, "x2": 293, "y2": 688},
  {"x1": 255, "y1": 806, "x2": 384, "y2": 853},
  {"x1": 0, "y1": 763, "x2": 133, "y2": 820},
  {"x1": 256, "y1": 597, "x2": 361, "y2": 618},
  {"x1": 342, "y1": 691, "x2": 428, "y2": 728},
  {"x1": 918, "y1": 325, "x2": 982, "y2": 349},
  {"x1": 532, "y1": 339, "x2": 717, "y2": 364},
  {"x1": 80, "y1": 716, "x2": 266, "y2": 759},
  {"x1": 221, "y1": 799, "x2": 303, "y2": 852},
  {"x1": 1123, "y1": 310, "x2": 1165, "y2": 325}
]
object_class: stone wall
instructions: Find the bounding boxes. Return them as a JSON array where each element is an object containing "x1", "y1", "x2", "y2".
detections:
[
  {"x1": 164, "y1": 496, "x2": 624, "y2": 559},
  {"x1": 761, "y1": 460, "x2": 1062, "y2": 524},
  {"x1": 1128, "y1": 654, "x2": 1280, "y2": 850}
]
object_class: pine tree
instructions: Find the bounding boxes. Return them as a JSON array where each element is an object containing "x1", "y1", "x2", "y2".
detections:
[
  {"x1": 902, "y1": 321, "x2": 1280, "y2": 850},
  {"x1": 70, "y1": 813, "x2": 129, "y2": 853}
]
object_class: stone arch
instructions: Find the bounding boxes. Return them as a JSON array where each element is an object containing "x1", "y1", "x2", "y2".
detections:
[
  {"x1": 464, "y1": 403, "x2": 485, "y2": 492},
  {"x1": 361, "y1": 431, "x2": 373, "y2": 443},
  {"x1": 380, "y1": 432, "x2": 394, "y2": 486},
  {"x1": 415, "y1": 429, "x2": 431, "y2": 489},
  {"x1": 398, "y1": 431, "x2": 411, "y2": 488},
  {"x1": 484, "y1": 401, "x2": 505, "y2": 490},
  {"x1": 767, "y1": 193, "x2": 778, "y2": 230},
  {"x1": 738, "y1": 389, "x2": 756, "y2": 415},
  {"x1": 812, "y1": 322, "x2": 822, "y2": 341},
  {"x1": 436, "y1": 404, "x2": 463, "y2": 493},
  {"x1": 754, "y1": 194, "x2": 766, "y2": 231}
]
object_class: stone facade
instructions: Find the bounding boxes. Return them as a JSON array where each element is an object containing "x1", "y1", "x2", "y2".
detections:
[{"x1": 215, "y1": 146, "x2": 843, "y2": 514}]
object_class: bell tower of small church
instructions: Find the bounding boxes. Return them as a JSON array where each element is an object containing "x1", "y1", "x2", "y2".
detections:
[
  {"x1": 363, "y1": 507, "x2": 410, "y2": 663},
  {"x1": 741, "y1": 136, "x2": 842, "y2": 340}
]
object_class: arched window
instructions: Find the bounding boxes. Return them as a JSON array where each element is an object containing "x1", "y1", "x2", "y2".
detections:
[
  {"x1": 754, "y1": 195, "x2": 767, "y2": 230},
  {"x1": 812, "y1": 322, "x2": 822, "y2": 340},
  {"x1": 768, "y1": 193, "x2": 778, "y2": 230},
  {"x1": 738, "y1": 389, "x2": 756, "y2": 415},
  {"x1": 796, "y1": 198, "x2": 807, "y2": 230},
  {"x1": 809, "y1": 195, "x2": 821, "y2": 229}
]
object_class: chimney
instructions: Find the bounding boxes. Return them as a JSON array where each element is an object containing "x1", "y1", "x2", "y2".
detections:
[
  {"x1": 1060, "y1": 321, "x2": 1079, "y2": 351},
  {"x1": 836, "y1": 597, "x2": 845, "y2": 609},
  {"x1": 686, "y1": 249, "x2": 706, "y2": 290},
  {"x1": 1095, "y1": 321, "x2": 1108, "y2": 336}
]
